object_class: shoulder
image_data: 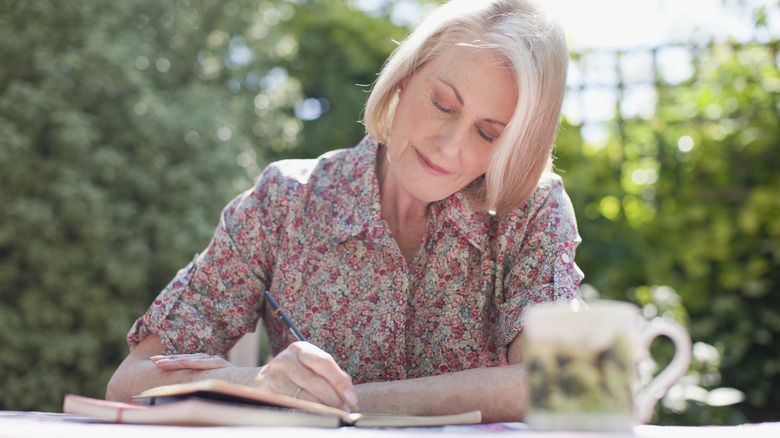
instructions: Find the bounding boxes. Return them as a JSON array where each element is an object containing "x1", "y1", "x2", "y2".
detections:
[
  {"x1": 510, "y1": 172, "x2": 573, "y2": 220},
  {"x1": 492, "y1": 172, "x2": 578, "y2": 245},
  {"x1": 246, "y1": 146, "x2": 354, "y2": 208},
  {"x1": 523, "y1": 172, "x2": 570, "y2": 211},
  {"x1": 259, "y1": 149, "x2": 348, "y2": 191},
  {"x1": 225, "y1": 137, "x2": 375, "y2": 223},
  {"x1": 256, "y1": 136, "x2": 375, "y2": 196}
]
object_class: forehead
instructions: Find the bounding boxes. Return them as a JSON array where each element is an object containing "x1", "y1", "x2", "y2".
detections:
[
  {"x1": 433, "y1": 43, "x2": 511, "y2": 71},
  {"x1": 419, "y1": 44, "x2": 518, "y2": 117},
  {"x1": 423, "y1": 44, "x2": 516, "y2": 92}
]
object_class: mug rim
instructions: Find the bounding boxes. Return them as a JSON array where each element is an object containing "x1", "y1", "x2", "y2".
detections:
[{"x1": 526, "y1": 299, "x2": 640, "y2": 319}]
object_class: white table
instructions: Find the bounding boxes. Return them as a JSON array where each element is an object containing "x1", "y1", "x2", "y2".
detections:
[{"x1": 1, "y1": 411, "x2": 778, "y2": 438}]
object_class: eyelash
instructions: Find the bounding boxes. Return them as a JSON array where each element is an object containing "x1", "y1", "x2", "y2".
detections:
[
  {"x1": 433, "y1": 99, "x2": 495, "y2": 144},
  {"x1": 477, "y1": 130, "x2": 494, "y2": 143},
  {"x1": 432, "y1": 99, "x2": 454, "y2": 114}
]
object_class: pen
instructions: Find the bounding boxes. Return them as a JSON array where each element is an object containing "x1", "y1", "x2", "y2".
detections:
[{"x1": 263, "y1": 291, "x2": 308, "y2": 342}]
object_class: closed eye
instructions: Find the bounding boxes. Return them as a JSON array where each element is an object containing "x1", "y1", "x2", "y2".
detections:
[
  {"x1": 433, "y1": 99, "x2": 455, "y2": 114},
  {"x1": 477, "y1": 128, "x2": 495, "y2": 143}
]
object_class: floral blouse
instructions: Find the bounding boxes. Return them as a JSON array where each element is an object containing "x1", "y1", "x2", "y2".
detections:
[{"x1": 128, "y1": 136, "x2": 583, "y2": 383}]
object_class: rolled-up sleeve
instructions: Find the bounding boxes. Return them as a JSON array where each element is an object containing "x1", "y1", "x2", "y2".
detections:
[
  {"x1": 127, "y1": 168, "x2": 285, "y2": 355},
  {"x1": 498, "y1": 175, "x2": 584, "y2": 345}
]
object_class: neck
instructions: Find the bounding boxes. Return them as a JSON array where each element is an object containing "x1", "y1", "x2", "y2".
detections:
[
  {"x1": 376, "y1": 144, "x2": 429, "y2": 225},
  {"x1": 376, "y1": 144, "x2": 429, "y2": 263}
]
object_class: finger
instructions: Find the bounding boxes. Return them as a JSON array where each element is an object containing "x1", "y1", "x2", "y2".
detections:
[
  {"x1": 286, "y1": 362, "x2": 350, "y2": 411},
  {"x1": 260, "y1": 345, "x2": 350, "y2": 410},
  {"x1": 263, "y1": 350, "x2": 346, "y2": 409},
  {"x1": 292, "y1": 343, "x2": 358, "y2": 410},
  {"x1": 178, "y1": 356, "x2": 231, "y2": 369},
  {"x1": 295, "y1": 388, "x2": 354, "y2": 413},
  {"x1": 150, "y1": 353, "x2": 212, "y2": 361},
  {"x1": 151, "y1": 355, "x2": 230, "y2": 371},
  {"x1": 152, "y1": 358, "x2": 195, "y2": 370}
]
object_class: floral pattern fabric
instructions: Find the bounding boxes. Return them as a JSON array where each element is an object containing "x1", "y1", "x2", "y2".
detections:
[{"x1": 128, "y1": 136, "x2": 583, "y2": 383}]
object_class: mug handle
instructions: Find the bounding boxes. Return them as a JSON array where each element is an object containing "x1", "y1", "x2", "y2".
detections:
[{"x1": 634, "y1": 317, "x2": 693, "y2": 424}]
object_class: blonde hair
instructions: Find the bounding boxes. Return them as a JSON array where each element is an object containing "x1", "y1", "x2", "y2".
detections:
[{"x1": 364, "y1": 0, "x2": 568, "y2": 215}]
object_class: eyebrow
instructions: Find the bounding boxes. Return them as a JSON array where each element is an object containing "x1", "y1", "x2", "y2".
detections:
[
  {"x1": 435, "y1": 76, "x2": 508, "y2": 127},
  {"x1": 437, "y1": 77, "x2": 465, "y2": 107}
]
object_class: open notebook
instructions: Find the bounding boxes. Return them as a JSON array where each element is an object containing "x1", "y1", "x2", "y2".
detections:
[{"x1": 64, "y1": 379, "x2": 481, "y2": 428}]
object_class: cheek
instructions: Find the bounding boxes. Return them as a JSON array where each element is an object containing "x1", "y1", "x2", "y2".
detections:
[
  {"x1": 388, "y1": 96, "x2": 434, "y2": 156},
  {"x1": 395, "y1": 93, "x2": 435, "y2": 135},
  {"x1": 462, "y1": 147, "x2": 493, "y2": 177}
]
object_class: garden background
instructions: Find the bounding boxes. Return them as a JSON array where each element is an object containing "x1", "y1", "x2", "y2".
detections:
[{"x1": 1, "y1": 0, "x2": 778, "y2": 426}]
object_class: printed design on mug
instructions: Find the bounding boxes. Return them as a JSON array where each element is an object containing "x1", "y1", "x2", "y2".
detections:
[{"x1": 527, "y1": 333, "x2": 633, "y2": 414}]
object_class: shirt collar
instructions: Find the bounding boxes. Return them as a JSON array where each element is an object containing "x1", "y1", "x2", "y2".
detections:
[
  {"x1": 329, "y1": 136, "x2": 384, "y2": 243},
  {"x1": 430, "y1": 191, "x2": 492, "y2": 253}
]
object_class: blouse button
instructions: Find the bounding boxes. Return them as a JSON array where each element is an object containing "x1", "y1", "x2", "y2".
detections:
[{"x1": 561, "y1": 253, "x2": 571, "y2": 264}]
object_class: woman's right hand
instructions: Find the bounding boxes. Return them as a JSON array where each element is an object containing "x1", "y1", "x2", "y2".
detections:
[
  {"x1": 149, "y1": 341, "x2": 358, "y2": 412},
  {"x1": 256, "y1": 341, "x2": 358, "y2": 412}
]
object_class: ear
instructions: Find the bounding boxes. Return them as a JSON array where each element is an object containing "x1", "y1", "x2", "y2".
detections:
[{"x1": 397, "y1": 77, "x2": 409, "y2": 91}]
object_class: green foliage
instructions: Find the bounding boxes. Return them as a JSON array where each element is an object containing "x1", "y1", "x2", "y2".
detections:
[
  {"x1": 555, "y1": 42, "x2": 780, "y2": 424},
  {"x1": 1, "y1": 0, "x2": 778, "y2": 426},
  {"x1": 0, "y1": 0, "x2": 290, "y2": 411},
  {"x1": 0, "y1": 0, "x2": 404, "y2": 412},
  {"x1": 279, "y1": 0, "x2": 408, "y2": 158}
]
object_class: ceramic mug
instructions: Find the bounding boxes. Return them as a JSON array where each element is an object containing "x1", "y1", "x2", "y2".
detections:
[{"x1": 522, "y1": 300, "x2": 692, "y2": 431}]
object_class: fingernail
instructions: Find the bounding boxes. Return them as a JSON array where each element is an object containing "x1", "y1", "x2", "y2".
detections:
[{"x1": 344, "y1": 389, "x2": 358, "y2": 407}]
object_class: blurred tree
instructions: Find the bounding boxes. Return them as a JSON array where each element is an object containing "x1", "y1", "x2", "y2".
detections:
[
  {"x1": 2, "y1": 0, "x2": 778, "y2": 426},
  {"x1": 0, "y1": 1, "x2": 247, "y2": 410},
  {"x1": 0, "y1": 0, "x2": 405, "y2": 412},
  {"x1": 555, "y1": 41, "x2": 780, "y2": 424},
  {"x1": 278, "y1": 0, "x2": 407, "y2": 159},
  {"x1": 0, "y1": 0, "x2": 294, "y2": 411}
]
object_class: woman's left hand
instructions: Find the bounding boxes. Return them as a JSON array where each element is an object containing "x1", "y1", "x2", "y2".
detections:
[
  {"x1": 150, "y1": 353, "x2": 232, "y2": 371},
  {"x1": 148, "y1": 348, "x2": 358, "y2": 412}
]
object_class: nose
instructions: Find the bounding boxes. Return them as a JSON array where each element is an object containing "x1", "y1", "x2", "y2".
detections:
[{"x1": 435, "y1": 120, "x2": 470, "y2": 158}]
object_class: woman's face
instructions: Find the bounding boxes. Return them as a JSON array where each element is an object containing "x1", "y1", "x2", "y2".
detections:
[{"x1": 386, "y1": 44, "x2": 518, "y2": 204}]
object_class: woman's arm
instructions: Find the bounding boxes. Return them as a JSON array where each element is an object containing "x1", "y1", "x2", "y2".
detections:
[
  {"x1": 105, "y1": 334, "x2": 358, "y2": 411},
  {"x1": 116, "y1": 333, "x2": 528, "y2": 422},
  {"x1": 106, "y1": 334, "x2": 259, "y2": 402},
  {"x1": 355, "y1": 333, "x2": 527, "y2": 423}
]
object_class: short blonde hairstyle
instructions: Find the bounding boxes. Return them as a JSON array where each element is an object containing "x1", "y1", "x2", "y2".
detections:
[{"x1": 364, "y1": 0, "x2": 568, "y2": 215}]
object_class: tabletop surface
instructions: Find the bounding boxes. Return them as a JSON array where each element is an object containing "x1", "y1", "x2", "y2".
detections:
[{"x1": 1, "y1": 411, "x2": 779, "y2": 438}]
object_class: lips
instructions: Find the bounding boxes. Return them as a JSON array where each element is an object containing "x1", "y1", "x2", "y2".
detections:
[{"x1": 415, "y1": 149, "x2": 450, "y2": 176}]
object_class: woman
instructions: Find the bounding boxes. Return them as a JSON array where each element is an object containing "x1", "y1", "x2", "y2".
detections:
[{"x1": 107, "y1": 0, "x2": 582, "y2": 423}]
